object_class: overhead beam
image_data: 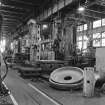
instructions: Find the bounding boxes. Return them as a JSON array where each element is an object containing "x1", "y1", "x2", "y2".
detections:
[
  {"x1": 2, "y1": 24, "x2": 17, "y2": 27},
  {"x1": 1, "y1": 4, "x2": 30, "y2": 11},
  {"x1": 2, "y1": 29, "x2": 14, "y2": 31},
  {"x1": 86, "y1": 9, "x2": 105, "y2": 18},
  {"x1": 85, "y1": 1, "x2": 97, "y2": 7},
  {"x1": 0, "y1": 9, "x2": 25, "y2": 14},
  {"x1": 3, "y1": 18, "x2": 20, "y2": 21},
  {"x1": 3, "y1": 21, "x2": 18, "y2": 23},
  {"x1": 65, "y1": 17, "x2": 86, "y2": 24},
  {"x1": 2, "y1": 28, "x2": 11, "y2": 30},
  {"x1": 82, "y1": 14, "x2": 99, "y2": 19},
  {"x1": 2, "y1": 27, "x2": 15, "y2": 29},
  {"x1": 2, "y1": 26, "x2": 16, "y2": 28},
  {"x1": 3, "y1": 25, "x2": 17, "y2": 27},
  {"x1": 2, "y1": 0, "x2": 38, "y2": 10},
  {"x1": 79, "y1": 9, "x2": 105, "y2": 19},
  {"x1": 95, "y1": 0, "x2": 105, "y2": 6},
  {"x1": 84, "y1": 9, "x2": 105, "y2": 19},
  {"x1": 1, "y1": 28, "x2": 11, "y2": 30},
  {"x1": 3, "y1": 23, "x2": 18, "y2": 26},
  {"x1": 2, "y1": 27, "x2": 15, "y2": 30},
  {"x1": 3, "y1": 16, "x2": 23, "y2": 21},
  {"x1": 36, "y1": 0, "x2": 74, "y2": 21},
  {"x1": 3, "y1": 14, "x2": 21, "y2": 18},
  {"x1": 2, "y1": 27, "x2": 16, "y2": 30},
  {"x1": 3, "y1": 16, "x2": 22, "y2": 19},
  {"x1": 0, "y1": 5, "x2": 29, "y2": 13},
  {"x1": 1, "y1": 12, "x2": 22, "y2": 17},
  {"x1": 36, "y1": 0, "x2": 97, "y2": 21},
  {"x1": 3, "y1": 21, "x2": 17, "y2": 23},
  {"x1": 3, "y1": 21, "x2": 19, "y2": 24},
  {"x1": 8, "y1": 0, "x2": 39, "y2": 6},
  {"x1": 65, "y1": 13, "x2": 95, "y2": 25},
  {"x1": 92, "y1": 0, "x2": 105, "y2": 12}
]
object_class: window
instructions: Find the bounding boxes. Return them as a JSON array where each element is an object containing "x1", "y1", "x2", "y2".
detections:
[
  {"x1": 93, "y1": 19, "x2": 101, "y2": 28},
  {"x1": 102, "y1": 39, "x2": 105, "y2": 46},
  {"x1": 77, "y1": 25, "x2": 84, "y2": 32},
  {"x1": 77, "y1": 36, "x2": 82, "y2": 41},
  {"x1": 93, "y1": 33, "x2": 101, "y2": 47},
  {"x1": 77, "y1": 34, "x2": 88, "y2": 50},
  {"x1": 102, "y1": 32, "x2": 105, "y2": 38},
  {"x1": 83, "y1": 41, "x2": 87, "y2": 49},
  {"x1": 93, "y1": 40, "x2": 101, "y2": 47},
  {"x1": 84, "y1": 35, "x2": 88, "y2": 40},
  {"x1": 102, "y1": 18, "x2": 105, "y2": 26},
  {"x1": 102, "y1": 32, "x2": 105, "y2": 46},
  {"x1": 77, "y1": 19, "x2": 105, "y2": 48},
  {"x1": 77, "y1": 26, "x2": 80, "y2": 32},
  {"x1": 92, "y1": 32, "x2": 105, "y2": 47},
  {"x1": 77, "y1": 41, "x2": 82, "y2": 49},
  {"x1": 77, "y1": 24, "x2": 87, "y2": 32},
  {"x1": 93, "y1": 33, "x2": 101, "y2": 39},
  {"x1": 84, "y1": 24, "x2": 87, "y2": 30},
  {"x1": 77, "y1": 34, "x2": 82, "y2": 50}
]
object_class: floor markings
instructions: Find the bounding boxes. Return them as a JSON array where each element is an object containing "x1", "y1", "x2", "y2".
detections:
[
  {"x1": 3, "y1": 82, "x2": 19, "y2": 105},
  {"x1": 9, "y1": 94, "x2": 19, "y2": 105},
  {"x1": 28, "y1": 83, "x2": 62, "y2": 105}
]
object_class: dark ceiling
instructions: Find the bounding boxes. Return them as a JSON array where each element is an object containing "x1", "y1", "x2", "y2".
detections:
[
  {"x1": 0, "y1": 0, "x2": 53, "y2": 37},
  {"x1": 1, "y1": 0, "x2": 105, "y2": 39}
]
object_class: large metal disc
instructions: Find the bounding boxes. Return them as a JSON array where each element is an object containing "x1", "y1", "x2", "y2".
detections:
[{"x1": 49, "y1": 66, "x2": 83, "y2": 89}]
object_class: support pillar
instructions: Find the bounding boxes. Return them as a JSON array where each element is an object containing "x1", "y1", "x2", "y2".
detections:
[{"x1": 87, "y1": 21, "x2": 93, "y2": 47}]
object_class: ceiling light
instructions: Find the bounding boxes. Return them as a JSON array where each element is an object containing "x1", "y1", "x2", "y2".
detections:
[
  {"x1": 78, "y1": 6, "x2": 85, "y2": 12},
  {"x1": 42, "y1": 24, "x2": 48, "y2": 29}
]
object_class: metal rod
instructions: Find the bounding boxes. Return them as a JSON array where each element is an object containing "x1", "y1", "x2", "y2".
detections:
[{"x1": 86, "y1": 8, "x2": 105, "y2": 15}]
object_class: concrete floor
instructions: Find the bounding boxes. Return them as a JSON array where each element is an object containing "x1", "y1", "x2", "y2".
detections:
[
  {"x1": 4, "y1": 69, "x2": 105, "y2": 105},
  {"x1": 4, "y1": 69, "x2": 61, "y2": 105},
  {"x1": 30, "y1": 79, "x2": 105, "y2": 105}
]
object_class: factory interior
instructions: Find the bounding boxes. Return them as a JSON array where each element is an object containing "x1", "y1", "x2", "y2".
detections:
[{"x1": 1, "y1": 0, "x2": 105, "y2": 105}]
